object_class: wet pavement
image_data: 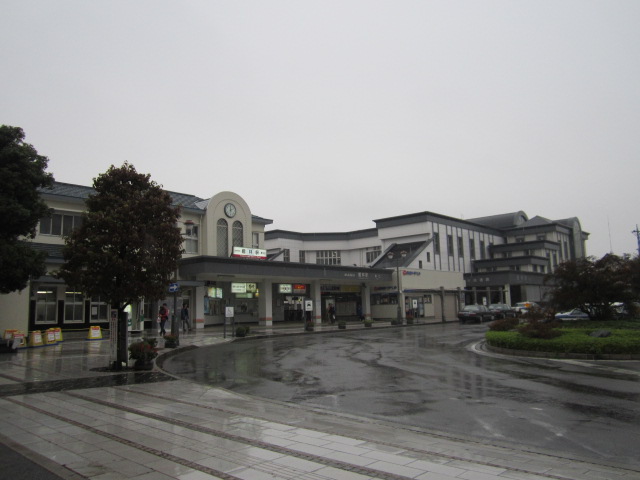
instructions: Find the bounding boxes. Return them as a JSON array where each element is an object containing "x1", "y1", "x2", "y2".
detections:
[{"x1": 1, "y1": 320, "x2": 639, "y2": 479}]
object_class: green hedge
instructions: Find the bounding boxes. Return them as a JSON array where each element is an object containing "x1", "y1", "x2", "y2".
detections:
[{"x1": 486, "y1": 328, "x2": 640, "y2": 355}]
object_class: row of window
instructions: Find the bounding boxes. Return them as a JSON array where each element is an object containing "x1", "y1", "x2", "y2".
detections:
[
  {"x1": 34, "y1": 289, "x2": 108, "y2": 324},
  {"x1": 39, "y1": 212, "x2": 260, "y2": 258}
]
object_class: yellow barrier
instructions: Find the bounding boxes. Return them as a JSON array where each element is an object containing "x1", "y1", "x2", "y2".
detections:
[
  {"x1": 29, "y1": 330, "x2": 44, "y2": 348},
  {"x1": 3, "y1": 330, "x2": 26, "y2": 349},
  {"x1": 44, "y1": 329, "x2": 58, "y2": 345},
  {"x1": 53, "y1": 328, "x2": 64, "y2": 343},
  {"x1": 87, "y1": 326, "x2": 103, "y2": 341}
]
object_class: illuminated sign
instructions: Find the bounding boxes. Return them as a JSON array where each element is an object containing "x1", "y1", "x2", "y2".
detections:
[
  {"x1": 279, "y1": 284, "x2": 292, "y2": 294},
  {"x1": 293, "y1": 284, "x2": 307, "y2": 294},
  {"x1": 231, "y1": 283, "x2": 247, "y2": 293},
  {"x1": 232, "y1": 247, "x2": 267, "y2": 259}
]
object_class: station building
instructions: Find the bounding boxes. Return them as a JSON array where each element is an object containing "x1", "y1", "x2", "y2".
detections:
[{"x1": 0, "y1": 181, "x2": 588, "y2": 336}]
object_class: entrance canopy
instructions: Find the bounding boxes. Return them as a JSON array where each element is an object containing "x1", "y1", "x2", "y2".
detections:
[{"x1": 179, "y1": 256, "x2": 392, "y2": 285}]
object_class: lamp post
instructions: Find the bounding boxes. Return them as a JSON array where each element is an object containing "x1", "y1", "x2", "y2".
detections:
[{"x1": 387, "y1": 251, "x2": 407, "y2": 324}]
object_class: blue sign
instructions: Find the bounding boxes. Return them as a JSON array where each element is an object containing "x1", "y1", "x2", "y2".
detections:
[{"x1": 168, "y1": 282, "x2": 179, "y2": 293}]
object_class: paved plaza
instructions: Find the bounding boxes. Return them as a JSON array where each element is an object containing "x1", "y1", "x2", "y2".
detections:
[{"x1": 0, "y1": 322, "x2": 638, "y2": 480}]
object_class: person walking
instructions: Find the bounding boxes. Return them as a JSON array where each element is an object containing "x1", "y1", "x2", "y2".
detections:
[
  {"x1": 158, "y1": 303, "x2": 169, "y2": 335},
  {"x1": 180, "y1": 303, "x2": 191, "y2": 332}
]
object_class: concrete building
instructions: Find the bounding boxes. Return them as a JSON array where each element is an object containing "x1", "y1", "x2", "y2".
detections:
[{"x1": 0, "y1": 181, "x2": 588, "y2": 338}]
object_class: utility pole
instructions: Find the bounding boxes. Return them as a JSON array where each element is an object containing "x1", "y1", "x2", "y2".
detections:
[{"x1": 633, "y1": 225, "x2": 640, "y2": 257}]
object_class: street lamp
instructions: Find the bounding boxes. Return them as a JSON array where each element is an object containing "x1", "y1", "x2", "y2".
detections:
[{"x1": 387, "y1": 250, "x2": 407, "y2": 324}]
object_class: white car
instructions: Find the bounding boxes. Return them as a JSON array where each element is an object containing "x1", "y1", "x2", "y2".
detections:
[{"x1": 514, "y1": 302, "x2": 539, "y2": 315}]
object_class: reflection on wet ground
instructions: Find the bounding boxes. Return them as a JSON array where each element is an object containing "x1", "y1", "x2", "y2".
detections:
[
  {"x1": 162, "y1": 324, "x2": 640, "y2": 468},
  {"x1": 0, "y1": 371, "x2": 175, "y2": 397}
]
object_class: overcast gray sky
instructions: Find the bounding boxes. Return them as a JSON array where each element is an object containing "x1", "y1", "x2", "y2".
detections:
[{"x1": 2, "y1": 1, "x2": 639, "y2": 258}]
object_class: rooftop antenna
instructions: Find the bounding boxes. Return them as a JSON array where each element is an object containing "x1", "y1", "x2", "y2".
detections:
[{"x1": 633, "y1": 224, "x2": 640, "y2": 256}]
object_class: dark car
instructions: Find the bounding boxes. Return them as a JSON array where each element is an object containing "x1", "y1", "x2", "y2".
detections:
[
  {"x1": 458, "y1": 305, "x2": 494, "y2": 324},
  {"x1": 488, "y1": 303, "x2": 516, "y2": 319}
]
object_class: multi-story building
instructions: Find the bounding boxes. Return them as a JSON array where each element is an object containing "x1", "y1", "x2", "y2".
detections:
[{"x1": 0, "y1": 180, "x2": 588, "y2": 338}]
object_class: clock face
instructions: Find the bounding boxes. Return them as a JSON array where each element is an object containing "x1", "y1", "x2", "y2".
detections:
[{"x1": 224, "y1": 203, "x2": 236, "y2": 218}]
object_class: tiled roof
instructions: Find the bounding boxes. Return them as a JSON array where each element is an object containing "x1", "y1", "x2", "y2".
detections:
[{"x1": 40, "y1": 182, "x2": 207, "y2": 210}]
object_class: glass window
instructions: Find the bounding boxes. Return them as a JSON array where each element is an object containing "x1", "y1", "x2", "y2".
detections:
[
  {"x1": 283, "y1": 249, "x2": 290, "y2": 262},
  {"x1": 316, "y1": 250, "x2": 341, "y2": 265},
  {"x1": 217, "y1": 219, "x2": 228, "y2": 256},
  {"x1": 447, "y1": 235, "x2": 454, "y2": 256},
  {"x1": 90, "y1": 295, "x2": 109, "y2": 322},
  {"x1": 35, "y1": 288, "x2": 57, "y2": 324},
  {"x1": 433, "y1": 233, "x2": 440, "y2": 254},
  {"x1": 366, "y1": 246, "x2": 381, "y2": 263},
  {"x1": 40, "y1": 212, "x2": 82, "y2": 237},
  {"x1": 184, "y1": 223, "x2": 199, "y2": 254},
  {"x1": 252, "y1": 232, "x2": 260, "y2": 248},
  {"x1": 232, "y1": 221, "x2": 243, "y2": 248},
  {"x1": 457, "y1": 236, "x2": 464, "y2": 257},
  {"x1": 469, "y1": 238, "x2": 475, "y2": 259},
  {"x1": 299, "y1": 251, "x2": 306, "y2": 263},
  {"x1": 64, "y1": 291, "x2": 84, "y2": 323}
]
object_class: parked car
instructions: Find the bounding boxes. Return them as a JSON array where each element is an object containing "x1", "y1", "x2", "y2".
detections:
[
  {"x1": 458, "y1": 305, "x2": 494, "y2": 324},
  {"x1": 554, "y1": 309, "x2": 590, "y2": 320},
  {"x1": 514, "y1": 301, "x2": 539, "y2": 315},
  {"x1": 488, "y1": 304, "x2": 516, "y2": 319}
]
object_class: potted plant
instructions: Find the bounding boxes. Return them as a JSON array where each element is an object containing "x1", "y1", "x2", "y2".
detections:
[
  {"x1": 364, "y1": 318, "x2": 373, "y2": 328},
  {"x1": 163, "y1": 334, "x2": 178, "y2": 348},
  {"x1": 128, "y1": 337, "x2": 158, "y2": 370},
  {"x1": 235, "y1": 326, "x2": 247, "y2": 337},
  {"x1": 406, "y1": 315, "x2": 414, "y2": 325},
  {"x1": 305, "y1": 320, "x2": 314, "y2": 332},
  {"x1": 338, "y1": 319, "x2": 347, "y2": 329}
]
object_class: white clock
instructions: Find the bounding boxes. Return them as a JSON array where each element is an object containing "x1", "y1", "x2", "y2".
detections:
[{"x1": 224, "y1": 203, "x2": 236, "y2": 218}]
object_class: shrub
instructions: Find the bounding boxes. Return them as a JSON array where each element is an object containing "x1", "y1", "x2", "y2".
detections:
[
  {"x1": 488, "y1": 317, "x2": 519, "y2": 331},
  {"x1": 235, "y1": 326, "x2": 247, "y2": 337},
  {"x1": 517, "y1": 319, "x2": 562, "y2": 339},
  {"x1": 486, "y1": 328, "x2": 640, "y2": 355}
]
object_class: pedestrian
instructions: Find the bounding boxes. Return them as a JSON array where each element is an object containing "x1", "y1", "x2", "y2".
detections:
[
  {"x1": 158, "y1": 303, "x2": 169, "y2": 335},
  {"x1": 180, "y1": 303, "x2": 191, "y2": 332},
  {"x1": 327, "y1": 304, "x2": 336, "y2": 324}
]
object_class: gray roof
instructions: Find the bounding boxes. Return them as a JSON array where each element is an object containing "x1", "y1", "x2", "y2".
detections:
[{"x1": 468, "y1": 211, "x2": 529, "y2": 230}]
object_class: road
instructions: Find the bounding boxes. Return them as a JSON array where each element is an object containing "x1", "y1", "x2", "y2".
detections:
[{"x1": 162, "y1": 322, "x2": 640, "y2": 469}]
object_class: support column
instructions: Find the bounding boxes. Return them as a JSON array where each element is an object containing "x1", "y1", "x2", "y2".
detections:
[
  {"x1": 440, "y1": 286, "x2": 446, "y2": 323},
  {"x1": 258, "y1": 280, "x2": 273, "y2": 327},
  {"x1": 311, "y1": 281, "x2": 322, "y2": 324},
  {"x1": 504, "y1": 284, "x2": 512, "y2": 306},
  {"x1": 472, "y1": 287, "x2": 478, "y2": 305},
  {"x1": 361, "y1": 283, "x2": 371, "y2": 320},
  {"x1": 194, "y1": 286, "x2": 206, "y2": 330}
]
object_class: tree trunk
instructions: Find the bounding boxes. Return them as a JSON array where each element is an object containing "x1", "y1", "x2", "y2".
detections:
[{"x1": 116, "y1": 307, "x2": 128, "y2": 370}]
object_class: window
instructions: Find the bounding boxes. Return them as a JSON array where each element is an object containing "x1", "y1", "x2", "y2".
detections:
[
  {"x1": 90, "y1": 295, "x2": 109, "y2": 322},
  {"x1": 39, "y1": 211, "x2": 83, "y2": 236},
  {"x1": 457, "y1": 236, "x2": 464, "y2": 257},
  {"x1": 537, "y1": 234, "x2": 546, "y2": 241},
  {"x1": 366, "y1": 246, "x2": 381, "y2": 263},
  {"x1": 447, "y1": 235, "x2": 454, "y2": 257},
  {"x1": 64, "y1": 291, "x2": 84, "y2": 323},
  {"x1": 316, "y1": 250, "x2": 341, "y2": 265},
  {"x1": 469, "y1": 238, "x2": 476, "y2": 260},
  {"x1": 426, "y1": 252, "x2": 431, "y2": 262},
  {"x1": 35, "y1": 288, "x2": 57, "y2": 324},
  {"x1": 299, "y1": 251, "x2": 306, "y2": 263},
  {"x1": 433, "y1": 233, "x2": 440, "y2": 254},
  {"x1": 252, "y1": 232, "x2": 260, "y2": 248},
  {"x1": 515, "y1": 237, "x2": 525, "y2": 243},
  {"x1": 217, "y1": 219, "x2": 228, "y2": 256},
  {"x1": 184, "y1": 223, "x2": 199, "y2": 254},
  {"x1": 232, "y1": 221, "x2": 243, "y2": 248},
  {"x1": 283, "y1": 249, "x2": 290, "y2": 262},
  {"x1": 480, "y1": 240, "x2": 486, "y2": 259}
]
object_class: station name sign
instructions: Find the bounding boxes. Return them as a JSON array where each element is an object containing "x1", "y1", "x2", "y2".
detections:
[{"x1": 232, "y1": 247, "x2": 267, "y2": 259}]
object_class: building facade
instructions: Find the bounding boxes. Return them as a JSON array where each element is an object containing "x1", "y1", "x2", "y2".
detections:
[{"x1": 0, "y1": 181, "x2": 588, "y2": 337}]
